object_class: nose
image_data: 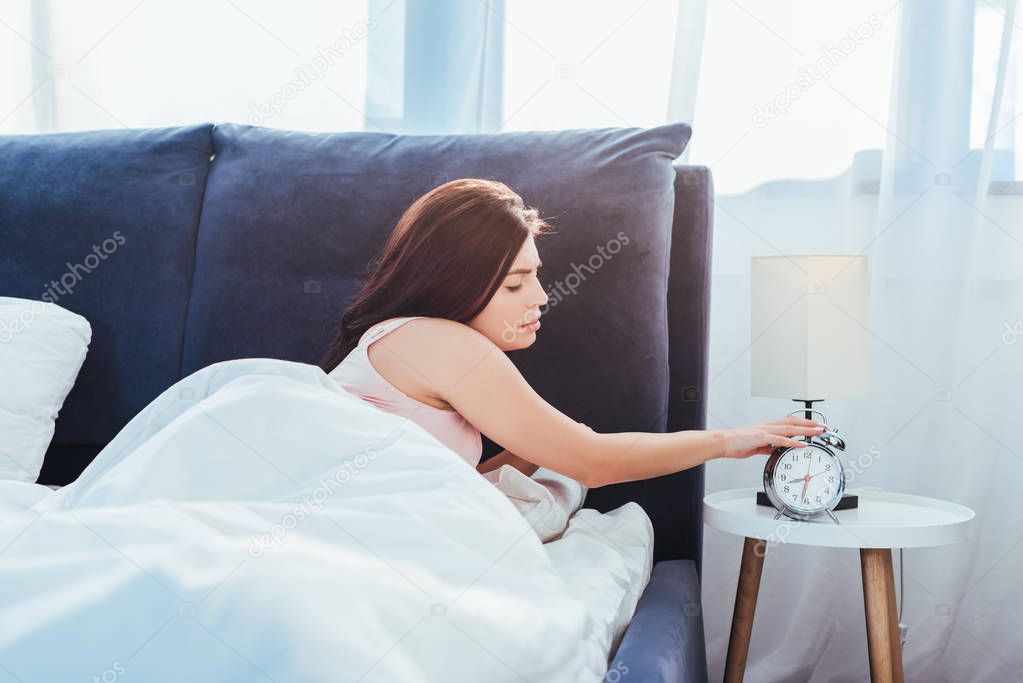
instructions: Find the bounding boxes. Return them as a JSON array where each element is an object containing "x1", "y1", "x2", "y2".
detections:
[{"x1": 531, "y1": 276, "x2": 548, "y2": 307}]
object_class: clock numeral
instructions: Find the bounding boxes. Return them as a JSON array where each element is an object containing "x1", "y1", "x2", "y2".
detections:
[
  {"x1": 825, "y1": 464, "x2": 831, "y2": 471},
  {"x1": 783, "y1": 485, "x2": 790, "y2": 492},
  {"x1": 784, "y1": 463, "x2": 792, "y2": 470}
]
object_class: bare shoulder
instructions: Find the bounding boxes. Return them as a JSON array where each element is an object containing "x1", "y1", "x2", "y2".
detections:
[
  {"x1": 366, "y1": 317, "x2": 500, "y2": 405},
  {"x1": 385, "y1": 317, "x2": 498, "y2": 374},
  {"x1": 391, "y1": 317, "x2": 494, "y2": 353}
]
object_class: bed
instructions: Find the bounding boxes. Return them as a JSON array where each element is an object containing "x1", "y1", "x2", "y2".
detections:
[{"x1": 0, "y1": 121, "x2": 713, "y2": 681}]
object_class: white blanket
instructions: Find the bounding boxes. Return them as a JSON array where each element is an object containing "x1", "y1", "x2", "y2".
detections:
[{"x1": 0, "y1": 359, "x2": 651, "y2": 682}]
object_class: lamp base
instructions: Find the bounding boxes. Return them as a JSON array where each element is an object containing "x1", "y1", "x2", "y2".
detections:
[
  {"x1": 792, "y1": 398, "x2": 826, "y2": 420},
  {"x1": 756, "y1": 490, "x2": 859, "y2": 511}
]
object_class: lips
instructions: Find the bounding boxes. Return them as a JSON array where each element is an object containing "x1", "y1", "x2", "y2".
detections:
[{"x1": 518, "y1": 314, "x2": 541, "y2": 332}]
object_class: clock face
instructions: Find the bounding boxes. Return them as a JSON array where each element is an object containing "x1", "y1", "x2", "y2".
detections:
[{"x1": 771, "y1": 445, "x2": 842, "y2": 513}]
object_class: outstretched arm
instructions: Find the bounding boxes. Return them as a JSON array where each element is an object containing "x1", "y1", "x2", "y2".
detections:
[{"x1": 380, "y1": 318, "x2": 824, "y2": 488}]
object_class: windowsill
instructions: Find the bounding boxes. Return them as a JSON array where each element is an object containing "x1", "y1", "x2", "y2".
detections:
[{"x1": 856, "y1": 180, "x2": 1023, "y2": 195}]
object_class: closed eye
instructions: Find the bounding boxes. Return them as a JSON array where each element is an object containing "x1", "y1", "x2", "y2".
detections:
[{"x1": 505, "y1": 265, "x2": 541, "y2": 291}]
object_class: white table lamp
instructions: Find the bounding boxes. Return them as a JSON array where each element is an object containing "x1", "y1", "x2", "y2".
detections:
[{"x1": 751, "y1": 254, "x2": 869, "y2": 418}]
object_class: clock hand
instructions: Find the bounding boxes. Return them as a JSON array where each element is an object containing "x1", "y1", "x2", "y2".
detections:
[{"x1": 800, "y1": 456, "x2": 812, "y2": 499}]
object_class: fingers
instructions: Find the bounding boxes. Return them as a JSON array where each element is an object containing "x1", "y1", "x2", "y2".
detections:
[
  {"x1": 787, "y1": 425, "x2": 826, "y2": 435},
  {"x1": 759, "y1": 424, "x2": 824, "y2": 436},
  {"x1": 766, "y1": 434, "x2": 806, "y2": 449},
  {"x1": 727, "y1": 427, "x2": 817, "y2": 459},
  {"x1": 765, "y1": 417, "x2": 826, "y2": 429},
  {"x1": 738, "y1": 438, "x2": 800, "y2": 459},
  {"x1": 786, "y1": 416, "x2": 824, "y2": 426}
]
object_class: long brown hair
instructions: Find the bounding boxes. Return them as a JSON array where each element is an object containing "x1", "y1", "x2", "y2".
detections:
[{"x1": 320, "y1": 179, "x2": 551, "y2": 373}]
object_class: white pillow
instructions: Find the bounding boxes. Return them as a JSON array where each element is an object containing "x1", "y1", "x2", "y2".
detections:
[
  {"x1": 0, "y1": 297, "x2": 91, "y2": 482},
  {"x1": 483, "y1": 465, "x2": 588, "y2": 542}
]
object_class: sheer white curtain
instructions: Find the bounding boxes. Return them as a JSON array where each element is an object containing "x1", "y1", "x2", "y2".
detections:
[
  {"x1": 0, "y1": 0, "x2": 375, "y2": 134},
  {"x1": 0, "y1": 0, "x2": 678, "y2": 136},
  {"x1": 1, "y1": 1, "x2": 680, "y2": 136},
  {"x1": 5, "y1": 2, "x2": 1022, "y2": 680}
]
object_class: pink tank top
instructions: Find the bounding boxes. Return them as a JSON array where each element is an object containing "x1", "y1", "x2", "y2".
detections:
[{"x1": 328, "y1": 316, "x2": 483, "y2": 467}]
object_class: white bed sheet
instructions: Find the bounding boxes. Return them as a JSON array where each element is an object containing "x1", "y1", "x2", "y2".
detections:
[
  {"x1": 0, "y1": 359, "x2": 654, "y2": 682},
  {"x1": 546, "y1": 505, "x2": 654, "y2": 657},
  {"x1": 1, "y1": 477, "x2": 655, "y2": 661}
]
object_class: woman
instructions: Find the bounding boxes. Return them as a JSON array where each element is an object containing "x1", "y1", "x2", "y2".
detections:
[{"x1": 320, "y1": 179, "x2": 824, "y2": 487}]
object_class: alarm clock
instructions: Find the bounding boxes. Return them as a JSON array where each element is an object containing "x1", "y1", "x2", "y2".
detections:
[{"x1": 762, "y1": 409, "x2": 848, "y2": 524}]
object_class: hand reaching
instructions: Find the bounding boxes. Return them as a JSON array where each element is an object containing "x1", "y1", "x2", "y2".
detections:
[{"x1": 717, "y1": 417, "x2": 826, "y2": 459}]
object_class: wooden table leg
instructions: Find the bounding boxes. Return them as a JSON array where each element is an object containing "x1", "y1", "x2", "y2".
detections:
[
  {"x1": 882, "y1": 550, "x2": 906, "y2": 683},
  {"x1": 724, "y1": 537, "x2": 767, "y2": 683},
  {"x1": 860, "y1": 548, "x2": 905, "y2": 683}
]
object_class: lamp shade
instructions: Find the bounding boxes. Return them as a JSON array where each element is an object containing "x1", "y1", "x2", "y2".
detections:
[{"x1": 751, "y1": 255, "x2": 869, "y2": 399}]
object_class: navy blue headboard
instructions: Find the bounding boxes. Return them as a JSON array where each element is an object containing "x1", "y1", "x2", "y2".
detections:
[{"x1": 0, "y1": 122, "x2": 712, "y2": 570}]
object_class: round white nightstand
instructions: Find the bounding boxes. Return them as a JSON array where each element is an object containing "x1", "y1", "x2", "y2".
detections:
[{"x1": 704, "y1": 487, "x2": 975, "y2": 683}]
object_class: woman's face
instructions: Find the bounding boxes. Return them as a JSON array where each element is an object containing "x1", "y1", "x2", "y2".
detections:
[{"x1": 469, "y1": 235, "x2": 549, "y2": 351}]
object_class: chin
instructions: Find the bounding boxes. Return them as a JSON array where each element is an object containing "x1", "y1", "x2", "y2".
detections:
[
  {"x1": 497, "y1": 333, "x2": 536, "y2": 351},
  {"x1": 513, "y1": 333, "x2": 538, "y2": 350}
]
